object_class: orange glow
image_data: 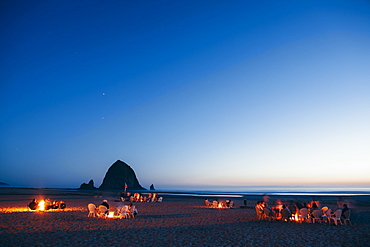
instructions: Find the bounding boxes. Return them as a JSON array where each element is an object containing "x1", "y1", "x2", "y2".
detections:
[
  {"x1": 38, "y1": 200, "x2": 45, "y2": 211},
  {"x1": 108, "y1": 211, "x2": 115, "y2": 218}
]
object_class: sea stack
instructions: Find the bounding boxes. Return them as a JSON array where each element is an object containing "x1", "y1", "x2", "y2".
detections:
[
  {"x1": 78, "y1": 179, "x2": 96, "y2": 190},
  {"x1": 99, "y1": 160, "x2": 146, "y2": 190}
]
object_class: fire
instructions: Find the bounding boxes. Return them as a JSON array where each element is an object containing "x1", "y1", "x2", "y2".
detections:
[
  {"x1": 38, "y1": 200, "x2": 45, "y2": 211},
  {"x1": 108, "y1": 211, "x2": 115, "y2": 218},
  {"x1": 294, "y1": 213, "x2": 299, "y2": 222}
]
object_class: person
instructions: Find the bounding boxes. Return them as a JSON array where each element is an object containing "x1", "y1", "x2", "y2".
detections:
[
  {"x1": 28, "y1": 199, "x2": 38, "y2": 210},
  {"x1": 255, "y1": 201, "x2": 264, "y2": 220},
  {"x1": 59, "y1": 200, "x2": 66, "y2": 209},
  {"x1": 263, "y1": 202, "x2": 275, "y2": 219},
  {"x1": 243, "y1": 198, "x2": 247, "y2": 207},
  {"x1": 101, "y1": 199, "x2": 110, "y2": 209},
  {"x1": 281, "y1": 205, "x2": 291, "y2": 222},
  {"x1": 341, "y1": 204, "x2": 349, "y2": 220},
  {"x1": 205, "y1": 199, "x2": 210, "y2": 207},
  {"x1": 288, "y1": 201, "x2": 297, "y2": 216},
  {"x1": 100, "y1": 199, "x2": 110, "y2": 215},
  {"x1": 310, "y1": 202, "x2": 319, "y2": 213},
  {"x1": 45, "y1": 198, "x2": 53, "y2": 210},
  {"x1": 51, "y1": 200, "x2": 59, "y2": 209},
  {"x1": 128, "y1": 203, "x2": 138, "y2": 217}
]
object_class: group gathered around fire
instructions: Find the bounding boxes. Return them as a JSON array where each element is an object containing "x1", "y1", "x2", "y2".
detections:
[
  {"x1": 86, "y1": 193, "x2": 164, "y2": 219},
  {"x1": 123, "y1": 192, "x2": 163, "y2": 203},
  {"x1": 28, "y1": 198, "x2": 66, "y2": 211},
  {"x1": 254, "y1": 197, "x2": 351, "y2": 225}
]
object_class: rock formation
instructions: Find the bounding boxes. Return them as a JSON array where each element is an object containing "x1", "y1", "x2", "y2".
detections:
[
  {"x1": 79, "y1": 179, "x2": 96, "y2": 190},
  {"x1": 99, "y1": 160, "x2": 146, "y2": 191},
  {"x1": 150, "y1": 184, "x2": 155, "y2": 190}
]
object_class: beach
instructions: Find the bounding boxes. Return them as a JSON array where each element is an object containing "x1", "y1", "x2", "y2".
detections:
[{"x1": 0, "y1": 188, "x2": 369, "y2": 247}]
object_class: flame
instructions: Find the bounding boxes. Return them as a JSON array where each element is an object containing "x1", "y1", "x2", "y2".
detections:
[
  {"x1": 38, "y1": 200, "x2": 45, "y2": 211},
  {"x1": 108, "y1": 211, "x2": 115, "y2": 218},
  {"x1": 294, "y1": 213, "x2": 299, "y2": 222}
]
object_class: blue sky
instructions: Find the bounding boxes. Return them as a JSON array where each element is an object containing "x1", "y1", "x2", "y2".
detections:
[{"x1": 1, "y1": 0, "x2": 370, "y2": 190}]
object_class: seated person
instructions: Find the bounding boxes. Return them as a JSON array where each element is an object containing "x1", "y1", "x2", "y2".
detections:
[
  {"x1": 309, "y1": 202, "x2": 320, "y2": 216},
  {"x1": 59, "y1": 200, "x2": 66, "y2": 209},
  {"x1": 281, "y1": 205, "x2": 291, "y2": 222},
  {"x1": 28, "y1": 199, "x2": 38, "y2": 210},
  {"x1": 100, "y1": 200, "x2": 110, "y2": 214},
  {"x1": 45, "y1": 198, "x2": 53, "y2": 210},
  {"x1": 101, "y1": 199, "x2": 110, "y2": 209}
]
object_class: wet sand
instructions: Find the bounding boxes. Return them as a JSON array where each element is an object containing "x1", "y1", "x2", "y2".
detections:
[{"x1": 0, "y1": 188, "x2": 369, "y2": 246}]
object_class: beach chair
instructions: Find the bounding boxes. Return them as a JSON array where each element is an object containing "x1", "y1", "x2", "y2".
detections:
[
  {"x1": 130, "y1": 206, "x2": 137, "y2": 218},
  {"x1": 87, "y1": 203, "x2": 97, "y2": 217},
  {"x1": 298, "y1": 208, "x2": 308, "y2": 223},
  {"x1": 97, "y1": 205, "x2": 108, "y2": 218},
  {"x1": 263, "y1": 207, "x2": 274, "y2": 221},
  {"x1": 311, "y1": 210, "x2": 322, "y2": 223},
  {"x1": 321, "y1": 209, "x2": 332, "y2": 223},
  {"x1": 255, "y1": 205, "x2": 264, "y2": 220},
  {"x1": 342, "y1": 210, "x2": 352, "y2": 225},
  {"x1": 118, "y1": 205, "x2": 129, "y2": 219},
  {"x1": 330, "y1": 210, "x2": 342, "y2": 225}
]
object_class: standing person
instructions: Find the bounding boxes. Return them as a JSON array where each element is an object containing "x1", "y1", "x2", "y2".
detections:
[
  {"x1": 341, "y1": 204, "x2": 350, "y2": 220},
  {"x1": 244, "y1": 198, "x2": 247, "y2": 207}
]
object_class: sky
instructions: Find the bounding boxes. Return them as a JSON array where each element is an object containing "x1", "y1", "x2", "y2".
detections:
[{"x1": 1, "y1": 0, "x2": 370, "y2": 190}]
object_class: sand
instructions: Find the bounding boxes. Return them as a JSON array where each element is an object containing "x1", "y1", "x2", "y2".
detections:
[{"x1": 0, "y1": 188, "x2": 369, "y2": 247}]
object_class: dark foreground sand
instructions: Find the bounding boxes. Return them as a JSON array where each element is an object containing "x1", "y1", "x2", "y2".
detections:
[{"x1": 0, "y1": 188, "x2": 369, "y2": 247}]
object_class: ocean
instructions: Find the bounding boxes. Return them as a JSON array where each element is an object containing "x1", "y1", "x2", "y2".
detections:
[{"x1": 153, "y1": 185, "x2": 370, "y2": 197}]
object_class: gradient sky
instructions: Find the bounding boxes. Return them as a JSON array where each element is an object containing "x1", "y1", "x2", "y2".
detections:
[{"x1": 1, "y1": 0, "x2": 370, "y2": 190}]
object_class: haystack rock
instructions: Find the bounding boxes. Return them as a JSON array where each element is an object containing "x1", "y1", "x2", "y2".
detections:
[
  {"x1": 99, "y1": 160, "x2": 146, "y2": 191},
  {"x1": 150, "y1": 184, "x2": 155, "y2": 190}
]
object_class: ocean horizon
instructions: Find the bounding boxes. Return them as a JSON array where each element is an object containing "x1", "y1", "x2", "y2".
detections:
[{"x1": 2, "y1": 185, "x2": 369, "y2": 197}]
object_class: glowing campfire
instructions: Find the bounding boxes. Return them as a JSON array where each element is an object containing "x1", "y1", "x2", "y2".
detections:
[
  {"x1": 38, "y1": 200, "x2": 45, "y2": 211},
  {"x1": 293, "y1": 213, "x2": 299, "y2": 222},
  {"x1": 108, "y1": 211, "x2": 115, "y2": 218}
]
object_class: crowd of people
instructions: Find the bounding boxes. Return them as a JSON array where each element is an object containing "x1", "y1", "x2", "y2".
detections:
[
  {"x1": 255, "y1": 198, "x2": 351, "y2": 224},
  {"x1": 205, "y1": 199, "x2": 234, "y2": 208},
  {"x1": 123, "y1": 192, "x2": 163, "y2": 203},
  {"x1": 89, "y1": 199, "x2": 139, "y2": 219}
]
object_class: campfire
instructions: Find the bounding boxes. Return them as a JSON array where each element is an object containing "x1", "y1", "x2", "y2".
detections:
[
  {"x1": 38, "y1": 200, "x2": 45, "y2": 211},
  {"x1": 108, "y1": 211, "x2": 115, "y2": 218}
]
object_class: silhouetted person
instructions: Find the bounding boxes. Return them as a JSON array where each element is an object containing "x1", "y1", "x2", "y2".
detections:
[
  {"x1": 341, "y1": 204, "x2": 349, "y2": 219},
  {"x1": 28, "y1": 199, "x2": 37, "y2": 210},
  {"x1": 101, "y1": 199, "x2": 109, "y2": 209}
]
